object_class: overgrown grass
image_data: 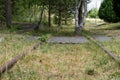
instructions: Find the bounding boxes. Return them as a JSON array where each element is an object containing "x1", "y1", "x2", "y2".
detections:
[
  {"x1": 0, "y1": 22, "x2": 120, "y2": 80},
  {"x1": 28, "y1": 25, "x2": 79, "y2": 37},
  {"x1": 0, "y1": 31, "x2": 39, "y2": 66},
  {"x1": 1, "y1": 42, "x2": 120, "y2": 80},
  {"x1": 84, "y1": 22, "x2": 120, "y2": 37},
  {"x1": 101, "y1": 39, "x2": 120, "y2": 57},
  {"x1": 84, "y1": 22, "x2": 120, "y2": 58}
]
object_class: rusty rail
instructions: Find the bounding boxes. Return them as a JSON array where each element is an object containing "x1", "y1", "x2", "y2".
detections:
[
  {"x1": 82, "y1": 32, "x2": 120, "y2": 63},
  {"x1": 0, "y1": 42, "x2": 41, "y2": 75}
]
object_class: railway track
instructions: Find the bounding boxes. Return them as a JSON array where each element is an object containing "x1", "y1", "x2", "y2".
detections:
[
  {"x1": 0, "y1": 41, "x2": 41, "y2": 76},
  {"x1": 0, "y1": 31, "x2": 120, "y2": 76},
  {"x1": 82, "y1": 32, "x2": 120, "y2": 63},
  {"x1": 0, "y1": 26, "x2": 40, "y2": 76}
]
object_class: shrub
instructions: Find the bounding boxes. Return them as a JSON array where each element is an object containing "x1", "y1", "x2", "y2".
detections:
[
  {"x1": 88, "y1": 9, "x2": 98, "y2": 18},
  {"x1": 39, "y1": 35, "x2": 48, "y2": 43},
  {"x1": 85, "y1": 66, "x2": 95, "y2": 75}
]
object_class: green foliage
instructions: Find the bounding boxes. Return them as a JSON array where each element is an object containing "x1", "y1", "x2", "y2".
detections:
[
  {"x1": 109, "y1": 72, "x2": 120, "y2": 79},
  {"x1": 85, "y1": 66, "x2": 95, "y2": 75},
  {"x1": 0, "y1": 0, "x2": 5, "y2": 22},
  {"x1": 88, "y1": 9, "x2": 98, "y2": 18},
  {"x1": 12, "y1": 0, "x2": 43, "y2": 22},
  {"x1": 39, "y1": 35, "x2": 48, "y2": 42},
  {"x1": 98, "y1": 0, "x2": 120, "y2": 22},
  {"x1": 100, "y1": 58, "x2": 108, "y2": 65},
  {"x1": 53, "y1": 15, "x2": 59, "y2": 24},
  {"x1": 10, "y1": 25, "x2": 21, "y2": 32}
]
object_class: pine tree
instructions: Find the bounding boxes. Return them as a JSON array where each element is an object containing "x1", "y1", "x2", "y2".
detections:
[
  {"x1": 113, "y1": 0, "x2": 120, "y2": 18},
  {"x1": 98, "y1": 0, "x2": 120, "y2": 22}
]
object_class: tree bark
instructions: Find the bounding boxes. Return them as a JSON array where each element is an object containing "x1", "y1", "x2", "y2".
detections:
[
  {"x1": 79, "y1": 1, "x2": 87, "y2": 29},
  {"x1": 5, "y1": 0, "x2": 12, "y2": 28},
  {"x1": 75, "y1": 0, "x2": 82, "y2": 33},
  {"x1": 58, "y1": 3, "x2": 62, "y2": 26},
  {"x1": 75, "y1": 0, "x2": 87, "y2": 33},
  {"x1": 34, "y1": 5, "x2": 45, "y2": 30},
  {"x1": 48, "y1": 1, "x2": 51, "y2": 27}
]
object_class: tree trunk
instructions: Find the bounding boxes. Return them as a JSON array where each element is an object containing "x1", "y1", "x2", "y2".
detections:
[
  {"x1": 75, "y1": 0, "x2": 87, "y2": 33},
  {"x1": 34, "y1": 5, "x2": 45, "y2": 30},
  {"x1": 48, "y1": 1, "x2": 51, "y2": 27},
  {"x1": 75, "y1": 0, "x2": 82, "y2": 33},
  {"x1": 58, "y1": 3, "x2": 61, "y2": 26},
  {"x1": 79, "y1": 1, "x2": 87, "y2": 29},
  {"x1": 6, "y1": 0, "x2": 12, "y2": 28}
]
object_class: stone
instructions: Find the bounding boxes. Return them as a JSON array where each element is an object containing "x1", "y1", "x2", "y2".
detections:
[
  {"x1": 48, "y1": 36, "x2": 89, "y2": 44},
  {"x1": 27, "y1": 36, "x2": 40, "y2": 41},
  {"x1": 93, "y1": 35, "x2": 112, "y2": 41}
]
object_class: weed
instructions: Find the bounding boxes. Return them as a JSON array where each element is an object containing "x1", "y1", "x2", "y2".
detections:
[
  {"x1": 109, "y1": 72, "x2": 120, "y2": 80},
  {"x1": 100, "y1": 57, "x2": 108, "y2": 66},
  {"x1": 85, "y1": 66, "x2": 95, "y2": 75},
  {"x1": 39, "y1": 35, "x2": 48, "y2": 43}
]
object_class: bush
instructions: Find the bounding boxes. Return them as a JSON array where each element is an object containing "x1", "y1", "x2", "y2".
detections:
[
  {"x1": 88, "y1": 9, "x2": 98, "y2": 18},
  {"x1": 98, "y1": 0, "x2": 120, "y2": 22}
]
